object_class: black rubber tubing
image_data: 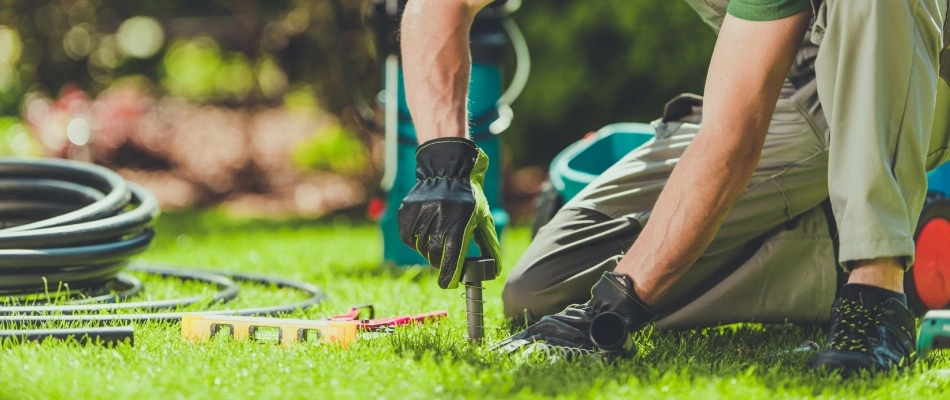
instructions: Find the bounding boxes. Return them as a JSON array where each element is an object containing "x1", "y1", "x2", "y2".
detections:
[
  {"x1": 0, "y1": 265, "x2": 241, "y2": 316},
  {"x1": 0, "y1": 326, "x2": 135, "y2": 346},
  {"x1": 0, "y1": 158, "x2": 158, "y2": 294},
  {"x1": 0, "y1": 158, "x2": 326, "y2": 342},
  {"x1": 12, "y1": 272, "x2": 144, "y2": 305},
  {"x1": 0, "y1": 264, "x2": 326, "y2": 327}
]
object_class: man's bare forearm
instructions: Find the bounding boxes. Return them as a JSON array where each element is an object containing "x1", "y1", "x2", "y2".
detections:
[
  {"x1": 614, "y1": 12, "x2": 812, "y2": 306},
  {"x1": 401, "y1": 0, "x2": 494, "y2": 143}
]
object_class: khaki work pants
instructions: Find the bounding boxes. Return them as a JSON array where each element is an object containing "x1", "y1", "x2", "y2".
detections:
[{"x1": 503, "y1": 0, "x2": 950, "y2": 329}]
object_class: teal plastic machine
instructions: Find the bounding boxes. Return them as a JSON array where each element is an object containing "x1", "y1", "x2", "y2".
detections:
[
  {"x1": 548, "y1": 122, "x2": 656, "y2": 202},
  {"x1": 531, "y1": 122, "x2": 655, "y2": 235},
  {"x1": 367, "y1": 0, "x2": 527, "y2": 266}
]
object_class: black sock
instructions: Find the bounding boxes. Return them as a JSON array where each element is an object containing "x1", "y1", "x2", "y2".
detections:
[{"x1": 839, "y1": 283, "x2": 907, "y2": 307}]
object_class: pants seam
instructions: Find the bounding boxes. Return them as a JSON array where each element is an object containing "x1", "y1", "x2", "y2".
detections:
[
  {"x1": 565, "y1": 203, "x2": 622, "y2": 221},
  {"x1": 890, "y1": 0, "x2": 926, "y2": 239},
  {"x1": 564, "y1": 200, "x2": 623, "y2": 219},
  {"x1": 890, "y1": 0, "x2": 924, "y2": 173},
  {"x1": 789, "y1": 80, "x2": 829, "y2": 147},
  {"x1": 746, "y1": 146, "x2": 825, "y2": 191},
  {"x1": 769, "y1": 178, "x2": 793, "y2": 222},
  {"x1": 762, "y1": 147, "x2": 826, "y2": 182}
]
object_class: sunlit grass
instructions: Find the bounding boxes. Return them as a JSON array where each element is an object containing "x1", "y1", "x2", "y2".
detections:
[{"x1": 0, "y1": 211, "x2": 948, "y2": 399}]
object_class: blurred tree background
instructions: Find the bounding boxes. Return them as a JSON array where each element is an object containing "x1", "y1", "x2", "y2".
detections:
[
  {"x1": 505, "y1": 0, "x2": 715, "y2": 166},
  {"x1": 0, "y1": 0, "x2": 715, "y2": 218}
]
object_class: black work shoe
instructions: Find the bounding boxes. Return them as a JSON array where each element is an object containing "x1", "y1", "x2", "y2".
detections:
[{"x1": 807, "y1": 293, "x2": 916, "y2": 375}]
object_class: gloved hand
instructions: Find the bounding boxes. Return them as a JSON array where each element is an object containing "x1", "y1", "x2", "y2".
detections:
[
  {"x1": 398, "y1": 137, "x2": 501, "y2": 289},
  {"x1": 491, "y1": 271, "x2": 656, "y2": 358}
]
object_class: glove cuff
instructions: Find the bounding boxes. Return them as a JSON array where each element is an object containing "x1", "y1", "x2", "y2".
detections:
[
  {"x1": 591, "y1": 271, "x2": 657, "y2": 332},
  {"x1": 416, "y1": 136, "x2": 478, "y2": 152},
  {"x1": 414, "y1": 137, "x2": 481, "y2": 180}
]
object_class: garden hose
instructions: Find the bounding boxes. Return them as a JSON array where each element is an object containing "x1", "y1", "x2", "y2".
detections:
[
  {"x1": 0, "y1": 158, "x2": 326, "y2": 345},
  {"x1": 0, "y1": 327, "x2": 136, "y2": 346},
  {"x1": 0, "y1": 158, "x2": 157, "y2": 293},
  {"x1": 0, "y1": 264, "x2": 325, "y2": 327}
]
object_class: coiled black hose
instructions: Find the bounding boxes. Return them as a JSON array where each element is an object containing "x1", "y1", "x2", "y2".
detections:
[
  {"x1": 0, "y1": 158, "x2": 325, "y2": 344},
  {"x1": 0, "y1": 158, "x2": 158, "y2": 293}
]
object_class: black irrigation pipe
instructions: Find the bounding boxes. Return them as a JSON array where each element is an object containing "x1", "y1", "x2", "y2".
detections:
[
  {"x1": 0, "y1": 265, "x2": 241, "y2": 317},
  {"x1": 0, "y1": 158, "x2": 326, "y2": 345},
  {"x1": 11, "y1": 272, "x2": 145, "y2": 306},
  {"x1": 0, "y1": 327, "x2": 136, "y2": 347},
  {"x1": 0, "y1": 264, "x2": 326, "y2": 327}
]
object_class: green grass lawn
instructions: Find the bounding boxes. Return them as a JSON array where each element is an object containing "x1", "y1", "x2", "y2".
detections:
[{"x1": 1, "y1": 211, "x2": 948, "y2": 399}]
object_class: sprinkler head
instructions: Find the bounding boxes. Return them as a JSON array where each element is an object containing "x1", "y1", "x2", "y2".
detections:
[{"x1": 461, "y1": 258, "x2": 497, "y2": 342}]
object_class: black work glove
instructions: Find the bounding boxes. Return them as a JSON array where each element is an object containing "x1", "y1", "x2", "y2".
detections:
[
  {"x1": 398, "y1": 138, "x2": 502, "y2": 289},
  {"x1": 491, "y1": 271, "x2": 656, "y2": 358}
]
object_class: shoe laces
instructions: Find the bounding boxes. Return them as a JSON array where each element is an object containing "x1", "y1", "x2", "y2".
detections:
[{"x1": 827, "y1": 297, "x2": 884, "y2": 352}]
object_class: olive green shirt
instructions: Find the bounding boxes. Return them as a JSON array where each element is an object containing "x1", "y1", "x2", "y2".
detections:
[{"x1": 727, "y1": 0, "x2": 812, "y2": 21}]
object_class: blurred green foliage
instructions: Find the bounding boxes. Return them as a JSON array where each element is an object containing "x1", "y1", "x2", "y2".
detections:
[
  {"x1": 160, "y1": 38, "x2": 228, "y2": 101},
  {"x1": 0, "y1": 0, "x2": 373, "y2": 111},
  {"x1": 0, "y1": 116, "x2": 39, "y2": 156},
  {"x1": 505, "y1": 1, "x2": 716, "y2": 166},
  {"x1": 0, "y1": 0, "x2": 717, "y2": 168},
  {"x1": 160, "y1": 37, "x2": 282, "y2": 102},
  {"x1": 292, "y1": 124, "x2": 370, "y2": 178}
]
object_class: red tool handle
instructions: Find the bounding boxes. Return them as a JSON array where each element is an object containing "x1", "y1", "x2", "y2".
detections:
[
  {"x1": 328, "y1": 305, "x2": 374, "y2": 322},
  {"x1": 329, "y1": 306, "x2": 448, "y2": 331},
  {"x1": 358, "y1": 311, "x2": 448, "y2": 330}
]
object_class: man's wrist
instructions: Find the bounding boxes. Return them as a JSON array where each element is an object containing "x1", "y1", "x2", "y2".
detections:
[
  {"x1": 417, "y1": 131, "x2": 468, "y2": 144},
  {"x1": 611, "y1": 271, "x2": 660, "y2": 307}
]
